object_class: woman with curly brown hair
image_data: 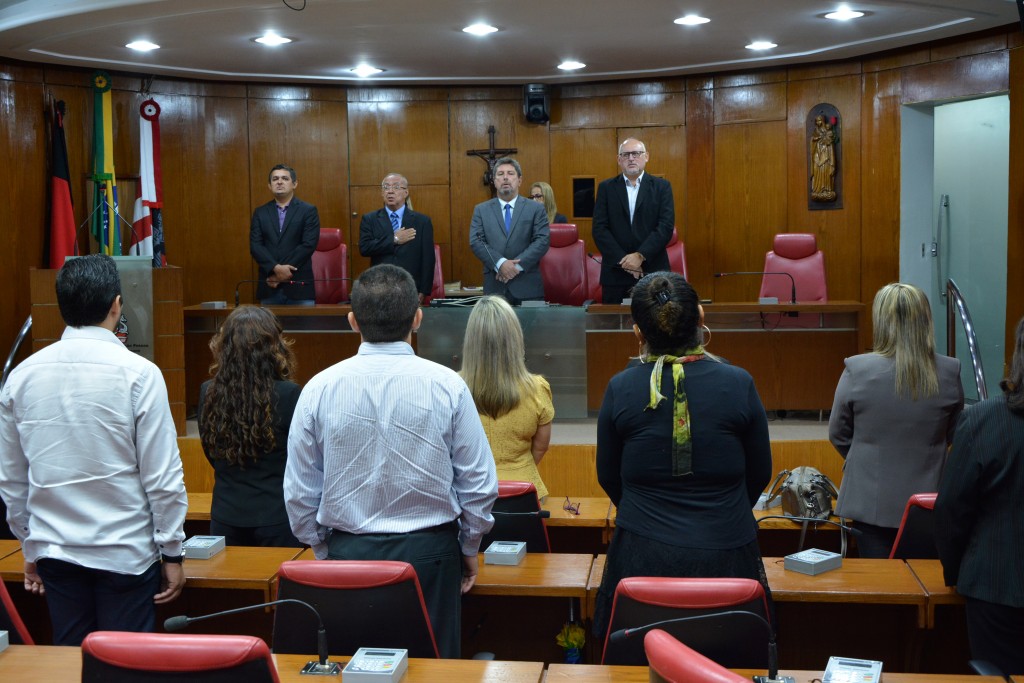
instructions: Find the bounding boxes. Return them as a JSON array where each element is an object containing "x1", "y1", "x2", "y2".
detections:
[{"x1": 198, "y1": 305, "x2": 303, "y2": 547}]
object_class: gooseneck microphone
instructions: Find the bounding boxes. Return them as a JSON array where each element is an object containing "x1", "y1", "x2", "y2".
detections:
[
  {"x1": 714, "y1": 271, "x2": 797, "y2": 305},
  {"x1": 608, "y1": 610, "x2": 793, "y2": 683},
  {"x1": 165, "y1": 598, "x2": 339, "y2": 674}
]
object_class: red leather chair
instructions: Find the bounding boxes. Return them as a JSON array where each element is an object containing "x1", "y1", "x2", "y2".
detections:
[
  {"x1": 602, "y1": 577, "x2": 771, "y2": 667},
  {"x1": 311, "y1": 228, "x2": 350, "y2": 303},
  {"x1": 479, "y1": 481, "x2": 551, "y2": 553},
  {"x1": 81, "y1": 631, "x2": 280, "y2": 682},
  {"x1": 667, "y1": 227, "x2": 689, "y2": 280},
  {"x1": 426, "y1": 243, "x2": 444, "y2": 303},
  {"x1": 759, "y1": 233, "x2": 826, "y2": 304},
  {"x1": 585, "y1": 252, "x2": 603, "y2": 303},
  {"x1": 889, "y1": 493, "x2": 938, "y2": 559},
  {"x1": 540, "y1": 223, "x2": 588, "y2": 306},
  {"x1": 645, "y1": 629, "x2": 752, "y2": 683},
  {"x1": 0, "y1": 577, "x2": 33, "y2": 644},
  {"x1": 273, "y1": 560, "x2": 440, "y2": 658}
]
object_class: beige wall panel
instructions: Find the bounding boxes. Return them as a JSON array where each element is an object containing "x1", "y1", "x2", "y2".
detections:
[
  {"x1": 712, "y1": 121, "x2": 788, "y2": 302},
  {"x1": 347, "y1": 100, "x2": 450, "y2": 186},
  {"x1": 785, "y1": 75, "x2": 863, "y2": 301},
  {"x1": 714, "y1": 82, "x2": 788, "y2": 125}
]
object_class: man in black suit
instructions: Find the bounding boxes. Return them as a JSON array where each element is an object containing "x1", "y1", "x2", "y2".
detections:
[
  {"x1": 592, "y1": 138, "x2": 675, "y2": 304},
  {"x1": 358, "y1": 173, "x2": 436, "y2": 302},
  {"x1": 249, "y1": 164, "x2": 321, "y2": 305}
]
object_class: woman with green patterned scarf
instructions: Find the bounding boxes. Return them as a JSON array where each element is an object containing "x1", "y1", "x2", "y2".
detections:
[{"x1": 592, "y1": 272, "x2": 774, "y2": 647}]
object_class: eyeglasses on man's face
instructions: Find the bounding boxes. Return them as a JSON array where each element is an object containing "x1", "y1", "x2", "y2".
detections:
[
  {"x1": 618, "y1": 150, "x2": 646, "y2": 159},
  {"x1": 381, "y1": 184, "x2": 407, "y2": 191}
]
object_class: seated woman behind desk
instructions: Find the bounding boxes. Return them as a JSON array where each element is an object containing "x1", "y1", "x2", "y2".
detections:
[
  {"x1": 829, "y1": 283, "x2": 963, "y2": 558},
  {"x1": 460, "y1": 295, "x2": 554, "y2": 499},
  {"x1": 593, "y1": 272, "x2": 773, "y2": 639},
  {"x1": 198, "y1": 305, "x2": 303, "y2": 547}
]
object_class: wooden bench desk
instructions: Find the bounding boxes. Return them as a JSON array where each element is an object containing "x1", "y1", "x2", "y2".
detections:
[
  {"x1": 0, "y1": 645, "x2": 546, "y2": 683},
  {"x1": 0, "y1": 539, "x2": 20, "y2": 561},
  {"x1": 473, "y1": 553, "x2": 595, "y2": 620},
  {"x1": 545, "y1": 665, "x2": 1006, "y2": 683},
  {"x1": 541, "y1": 497, "x2": 610, "y2": 528},
  {"x1": 905, "y1": 559, "x2": 963, "y2": 629},
  {"x1": 186, "y1": 491, "x2": 212, "y2": 521}
]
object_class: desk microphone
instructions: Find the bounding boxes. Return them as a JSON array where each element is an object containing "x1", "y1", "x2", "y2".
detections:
[
  {"x1": 608, "y1": 610, "x2": 792, "y2": 683},
  {"x1": 587, "y1": 252, "x2": 643, "y2": 276},
  {"x1": 492, "y1": 510, "x2": 552, "y2": 518},
  {"x1": 756, "y1": 515, "x2": 860, "y2": 558},
  {"x1": 233, "y1": 277, "x2": 353, "y2": 307},
  {"x1": 165, "y1": 598, "x2": 339, "y2": 674},
  {"x1": 714, "y1": 271, "x2": 797, "y2": 305}
]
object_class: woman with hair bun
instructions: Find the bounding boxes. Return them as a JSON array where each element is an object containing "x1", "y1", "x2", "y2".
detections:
[
  {"x1": 593, "y1": 271, "x2": 773, "y2": 639},
  {"x1": 198, "y1": 305, "x2": 303, "y2": 547}
]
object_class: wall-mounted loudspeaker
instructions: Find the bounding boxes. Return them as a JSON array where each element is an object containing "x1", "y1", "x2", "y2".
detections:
[{"x1": 523, "y1": 83, "x2": 550, "y2": 123}]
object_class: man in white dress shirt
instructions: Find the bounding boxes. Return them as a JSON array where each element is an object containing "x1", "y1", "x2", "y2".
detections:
[
  {"x1": 0, "y1": 254, "x2": 187, "y2": 645},
  {"x1": 284, "y1": 263, "x2": 497, "y2": 658}
]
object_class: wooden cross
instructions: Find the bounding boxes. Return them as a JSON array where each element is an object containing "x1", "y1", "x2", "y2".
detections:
[{"x1": 466, "y1": 125, "x2": 517, "y2": 191}]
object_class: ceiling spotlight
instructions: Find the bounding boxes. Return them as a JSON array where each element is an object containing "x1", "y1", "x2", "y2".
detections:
[
  {"x1": 558, "y1": 61, "x2": 586, "y2": 71},
  {"x1": 126, "y1": 40, "x2": 160, "y2": 51},
  {"x1": 350, "y1": 64, "x2": 384, "y2": 78},
  {"x1": 826, "y1": 7, "x2": 865, "y2": 21},
  {"x1": 746, "y1": 41, "x2": 777, "y2": 50},
  {"x1": 254, "y1": 32, "x2": 292, "y2": 46},
  {"x1": 463, "y1": 24, "x2": 498, "y2": 36},
  {"x1": 674, "y1": 15, "x2": 710, "y2": 26}
]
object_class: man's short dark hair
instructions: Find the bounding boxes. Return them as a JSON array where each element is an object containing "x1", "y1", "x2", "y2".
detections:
[
  {"x1": 56, "y1": 254, "x2": 121, "y2": 328},
  {"x1": 351, "y1": 264, "x2": 420, "y2": 342},
  {"x1": 493, "y1": 157, "x2": 522, "y2": 177},
  {"x1": 268, "y1": 164, "x2": 297, "y2": 183}
]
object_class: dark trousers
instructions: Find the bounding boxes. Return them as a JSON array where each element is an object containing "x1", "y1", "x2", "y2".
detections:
[
  {"x1": 852, "y1": 521, "x2": 898, "y2": 558},
  {"x1": 965, "y1": 596, "x2": 1024, "y2": 675},
  {"x1": 210, "y1": 519, "x2": 304, "y2": 548},
  {"x1": 36, "y1": 558, "x2": 161, "y2": 646},
  {"x1": 602, "y1": 283, "x2": 634, "y2": 304},
  {"x1": 327, "y1": 523, "x2": 463, "y2": 658}
]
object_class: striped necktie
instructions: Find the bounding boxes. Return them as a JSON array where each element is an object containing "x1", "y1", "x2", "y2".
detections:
[{"x1": 390, "y1": 212, "x2": 400, "y2": 231}]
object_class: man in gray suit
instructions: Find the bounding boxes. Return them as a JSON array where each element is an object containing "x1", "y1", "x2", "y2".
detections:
[{"x1": 469, "y1": 158, "x2": 550, "y2": 304}]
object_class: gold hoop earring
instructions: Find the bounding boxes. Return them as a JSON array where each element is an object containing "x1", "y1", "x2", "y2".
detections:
[
  {"x1": 638, "y1": 341, "x2": 646, "y2": 364},
  {"x1": 701, "y1": 325, "x2": 711, "y2": 347}
]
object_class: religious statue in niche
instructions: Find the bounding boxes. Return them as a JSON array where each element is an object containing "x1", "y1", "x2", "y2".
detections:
[{"x1": 807, "y1": 104, "x2": 842, "y2": 210}]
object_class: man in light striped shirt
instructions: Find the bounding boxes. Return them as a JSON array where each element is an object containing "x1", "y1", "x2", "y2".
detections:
[{"x1": 284, "y1": 264, "x2": 498, "y2": 658}]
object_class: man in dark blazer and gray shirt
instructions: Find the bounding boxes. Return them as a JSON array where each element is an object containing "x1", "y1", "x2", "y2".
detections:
[
  {"x1": 249, "y1": 164, "x2": 321, "y2": 305},
  {"x1": 592, "y1": 138, "x2": 675, "y2": 304},
  {"x1": 469, "y1": 158, "x2": 550, "y2": 304},
  {"x1": 359, "y1": 173, "x2": 436, "y2": 302}
]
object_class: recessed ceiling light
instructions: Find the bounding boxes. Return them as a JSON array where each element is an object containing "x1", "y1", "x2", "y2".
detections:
[
  {"x1": 254, "y1": 32, "x2": 292, "y2": 46},
  {"x1": 350, "y1": 64, "x2": 384, "y2": 78},
  {"x1": 463, "y1": 24, "x2": 498, "y2": 36},
  {"x1": 674, "y1": 15, "x2": 710, "y2": 26},
  {"x1": 826, "y1": 7, "x2": 865, "y2": 21},
  {"x1": 746, "y1": 41, "x2": 777, "y2": 50},
  {"x1": 126, "y1": 40, "x2": 160, "y2": 51},
  {"x1": 558, "y1": 61, "x2": 586, "y2": 71}
]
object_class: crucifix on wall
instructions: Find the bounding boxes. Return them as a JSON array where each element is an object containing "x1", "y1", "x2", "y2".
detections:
[{"x1": 466, "y1": 125, "x2": 517, "y2": 194}]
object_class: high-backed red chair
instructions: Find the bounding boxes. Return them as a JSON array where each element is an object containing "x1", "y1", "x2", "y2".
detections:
[
  {"x1": 667, "y1": 227, "x2": 689, "y2": 280},
  {"x1": 759, "y1": 233, "x2": 826, "y2": 304},
  {"x1": 0, "y1": 577, "x2": 33, "y2": 644},
  {"x1": 81, "y1": 631, "x2": 280, "y2": 682},
  {"x1": 311, "y1": 228, "x2": 350, "y2": 303},
  {"x1": 426, "y1": 243, "x2": 444, "y2": 303},
  {"x1": 273, "y1": 560, "x2": 440, "y2": 658},
  {"x1": 602, "y1": 577, "x2": 771, "y2": 667},
  {"x1": 540, "y1": 223, "x2": 588, "y2": 306},
  {"x1": 889, "y1": 493, "x2": 938, "y2": 559},
  {"x1": 585, "y1": 252, "x2": 603, "y2": 303},
  {"x1": 479, "y1": 481, "x2": 551, "y2": 553},
  {"x1": 645, "y1": 629, "x2": 752, "y2": 683}
]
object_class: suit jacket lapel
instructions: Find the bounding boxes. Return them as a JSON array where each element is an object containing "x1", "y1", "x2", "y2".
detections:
[
  {"x1": 634, "y1": 175, "x2": 652, "y2": 218},
  {"x1": 613, "y1": 177, "x2": 630, "y2": 222},
  {"x1": 279, "y1": 199, "x2": 299, "y2": 238}
]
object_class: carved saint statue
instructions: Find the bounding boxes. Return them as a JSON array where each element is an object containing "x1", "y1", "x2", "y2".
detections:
[{"x1": 810, "y1": 115, "x2": 837, "y2": 202}]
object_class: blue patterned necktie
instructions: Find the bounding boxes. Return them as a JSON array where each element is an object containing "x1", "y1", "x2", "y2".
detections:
[
  {"x1": 390, "y1": 212, "x2": 400, "y2": 231},
  {"x1": 503, "y1": 203, "x2": 512, "y2": 235}
]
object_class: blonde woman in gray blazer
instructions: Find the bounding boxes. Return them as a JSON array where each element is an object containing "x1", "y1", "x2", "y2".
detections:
[{"x1": 828, "y1": 283, "x2": 964, "y2": 557}]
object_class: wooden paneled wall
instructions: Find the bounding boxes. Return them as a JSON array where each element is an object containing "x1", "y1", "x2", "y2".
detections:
[{"x1": 2, "y1": 27, "x2": 1022, "y2": 368}]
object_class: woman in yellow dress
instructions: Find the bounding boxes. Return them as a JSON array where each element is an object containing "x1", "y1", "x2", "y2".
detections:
[{"x1": 460, "y1": 295, "x2": 555, "y2": 499}]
